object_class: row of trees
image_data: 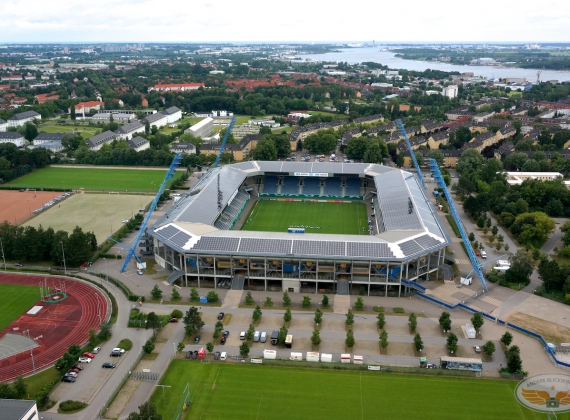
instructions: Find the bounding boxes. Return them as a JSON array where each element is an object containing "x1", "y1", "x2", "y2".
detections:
[{"x1": 0, "y1": 143, "x2": 51, "y2": 184}]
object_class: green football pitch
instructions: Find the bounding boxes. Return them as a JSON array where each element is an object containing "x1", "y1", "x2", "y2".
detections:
[
  {"x1": 0, "y1": 284, "x2": 41, "y2": 331},
  {"x1": 7, "y1": 167, "x2": 182, "y2": 192},
  {"x1": 241, "y1": 201, "x2": 369, "y2": 235},
  {"x1": 151, "y1": 361, "x2": 556, "y2": 420}
]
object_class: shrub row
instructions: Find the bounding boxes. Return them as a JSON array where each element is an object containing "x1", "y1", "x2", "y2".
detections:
[{"x1": 59, "y1": 400, "x2": 87, "y2": 412}]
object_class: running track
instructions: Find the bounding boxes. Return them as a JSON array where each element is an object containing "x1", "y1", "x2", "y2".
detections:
[{"x1": 0, "y1": 273, "x2": 107, "y2": 382}]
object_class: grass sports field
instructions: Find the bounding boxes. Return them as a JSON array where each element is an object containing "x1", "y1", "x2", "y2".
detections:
[
  {"x1": 151, "y1": 361, "x2": 556, "y2": 420},
  {"x1": 241, "y1": 201, "x2": 368, "y2": 235},
  {"x1": 38, "y1": 124, "x2": 99, "y2": 137},
  {"x1": 7, "y1": 167, "x2": 181, "y2": 192},
  {"x1": 23, "y1": 193, "x2": 151, "y2": 245},
  {"x1": 0, "y1": 284, "x2": 40, "y2": 331}
]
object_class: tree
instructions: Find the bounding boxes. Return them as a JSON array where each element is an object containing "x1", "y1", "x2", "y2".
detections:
[
  {"x1": 345, "y1": 309, "x2": 354, "y2": 327},
  {"x1": 491, "y1": 226, "x2": 498, "y2": 236},
  {"x1": 314, "y1": 308, "x2": 323, "y2": 325},
  {"x1": 345, "y1": 136, "x2": 367, "y2": 159},
  {"x1": 510, "y1": 212, "x2": 555, "y2": 246},
  {"x1": 538, "y1": 258, "x2": 564, "y2": 291},
  {"x1": 282, "y1": 291, "x2": 291, "y2": 307},
  {"x1": 363, "y1": 141, "x2": 384, "y2": 163},
  {"x1": 71, "y1": 105, "x2": 76, "y2": 121},
  {"x1": 284, "y1": 308, "x2": 292, "y2": 324},
  {"x1": 506, "y1": 345, "x2": 523, "y2": 373},
  {"x1": 409, "y1": 313, "x2": 417, "y2": 333},
  {"x1": 68, "y1": 343, "x2": 81, "y2": 356},
  {"x1": 468, "y1": 232, "x2": 475, "y2": 242},
  {"x1": 183, "y1": 307, "x2": 204, "y2": 336},
  {"x1": 151, "y1": 285, "x2": 163, "y2": 300},
  {"x1": 171, "y1": 309, "x2": 183, "y2": 319},
  {"x1": 245, "y1": 291, "x2": 255, "y2": 306},
  {"x1": 278, "y1": 326, "x2": 288, "y2": 345},
  {"x1": 177, "y1": 341, "x2": 185, "y2": 352},
  {"x1": 302, "y1": 296, "x2": 311, "y2": 308},
  {"x1": 447, "y1": 333, "x2": 458, "y2": 354},
  {"x1": 190, "y1": 288, "x2": 199, "y2": 302},
  {"x1": 414, "y1": 151, "x2": 425, "y2": 167},
  {"x1": 239, "y1": 342, "x2": 250, "y2": 357},
  {"x1": 12, "y1": 375, "x2": 27, "y2": 399},
  {"x1": 171, "y1": 288, "x2": 181, "y2": 301},
  {"x1": 126, "y1": 401, "x2": 162, "y2": 420},
  {"x1": 142, "y1": 338, "x2": 155, "y2": 354},
  {"x1": 471, "y1": 313, "x2": 484, "y2": 333},
  {"x1": 179, "y1": 132, "x2": 204, "y2": 149},
  {"x1": 354, "y1": 297, "x2": 364, "y2": 311},
  {"x1": 264, "y1": 296, "x2": 273, "y2": 307},
  {"x1": 414, "y1": 333, "x2": 423, "y2": 352},
  {"x1": 482, "y1": 341, "x2": 496, "y2": 358},
  {"x1": 206, "y1": 291, "x2": 219, "y2": 303},
  {"x1": 252, "y1": 305, "x2": 262, "y2": 323},
  {"x1": 377, "y1": 312, "x2": 386, "y2": 329},
  {"x1": 321, "y1": 295, "x2": 329, "y2": 308},
  {"x1": 439, "y1": 312, "x2": 451, "y2": 332},
  {"x1": 345, "y1": 330, "x2": 355, "y2": 349},
  {"x1": 246, "y1": 324, "x2": 255, "y2": 341},
  {"x1": 456, "y1": 149, "x2": 484, "y2": 175},
  {"x1": 427, "y1": 149, "x2": 444, "y2": 166},
  {"x1": 500, "y1": 331, "x2": 513, "y2": 347},
  {"x1": 146, "y1": 312, "x2": 162, "y2": 331},
  {"x1": 505, "y1": 250, "x2": 534, "y2": 284},
  {"x1": 206, "y1": 342, "x2": 214, "y2": 355},
  {"x1": 252, "y1": 137, "x2": 278, "y2": 161},
  {"x1": 98, "y1": 322, "x2": 112, "y2": 341},
  {"x1": 311, "y1": 328, "x2": 321, "y2": 347},
  {"x1": 144, "y1": 120, "x2": 150, "y2": 134},
  {"x1": 23, "y1": 122, "x2": 38, "y2": 141},
  {"x1": 380, "y1": 330, "x2": 389, "y2": 350}
]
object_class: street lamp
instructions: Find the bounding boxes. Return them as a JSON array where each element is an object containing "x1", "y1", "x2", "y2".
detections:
[
  {"x1": 0, "y1": 237, "x2": 6, "y2": 271},
  {"x1": 96, "y1": 293, "x2": 101, "y2": 323},
  {"x1": 104, "y1": 257, "x2": 109, "y2": 283},
  {"x1": 60, "y1": 241, "x2": 67, "y2": 275}
]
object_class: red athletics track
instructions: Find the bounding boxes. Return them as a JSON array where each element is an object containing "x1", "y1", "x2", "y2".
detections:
[{"x1": 0, "y1": 273, "x2": 107, "y2": 382}]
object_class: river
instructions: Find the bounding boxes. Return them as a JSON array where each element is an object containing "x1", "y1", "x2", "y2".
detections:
[{"x1": 302, "y1": 47, "x2": 570, "y2": 82}]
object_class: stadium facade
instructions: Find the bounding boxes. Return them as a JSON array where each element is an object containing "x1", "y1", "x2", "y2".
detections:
[{"x1": 147, "y1": 161, "x2": 451, "y2": 296}]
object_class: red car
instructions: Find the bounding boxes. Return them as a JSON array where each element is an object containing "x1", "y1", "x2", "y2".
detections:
[
  {"x1": 72, "y1": 364, "x2": 84, "y2": 371},
  {"x1": 168, "y1": 318, "x2": 178, "y2": 323},
  {"x1": 68, "y1": 368, "x2": 79, "y2": 374},
  {"x1": 83, "y1": 352, "x2": 95, "y2": 358}
]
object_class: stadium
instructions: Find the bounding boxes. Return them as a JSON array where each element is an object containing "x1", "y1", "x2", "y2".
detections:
[{"x1": 148, "y1": 161, "x2": 451, "y2": 296}]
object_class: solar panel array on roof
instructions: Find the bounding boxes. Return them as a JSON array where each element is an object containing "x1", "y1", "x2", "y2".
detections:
[
  {"x1": 155, "y1": 225, "x2": 180, "y2": 240},
  {"x1": 404, "y1": 175, "x2": 444, "y2": 238},
  {"x1": 170, "y1": 231, "x2": 192, "y2": 248},
  {"x1": 374, "y1": 171, "x2": 423, "y2": 231},
  {"x1": 346, "y1": 242, "x2": 394, "y2": 258},
  {"x1": 414, "y1": 234, "x2": 443, "y2": 249},
  {"x1": 239, "y1": 238, "x2": 292, "y2": 254},
  {"x1": 293, "y1": 240, "x2": 345, "y2": 256},
  {"x1": 398, "y1": 240, "x2": 424, "y2": 256},
  {"x1": 192, "y1": 237, "x2": 240, "y2": 252}
]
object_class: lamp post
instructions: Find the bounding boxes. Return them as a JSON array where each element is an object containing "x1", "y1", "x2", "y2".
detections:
[
  {"x1": 23, "y1": 329, "x2": 35, "y2": 373},
  {"x1": 104, "y1": 257, "x2": 109, "y2": 283},
  {"x1": 96, "y1": 293, "x2": 101, "y2": 324},
  {"x1": 0, "y1": 237, "x2": 6, "y2": 271},
  {"x1": 61, "y1": 241, "x2": 67, "y2": 275}
]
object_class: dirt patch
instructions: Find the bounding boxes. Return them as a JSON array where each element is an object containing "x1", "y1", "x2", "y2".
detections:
[
  {"x1": 352, "y1": 320, "x2": 378, "y2": 334},
  {"x1": 384, "y1": 322, "x2": 412, "y2": 336},
  {"x1": 156, "y1": 323, "x2": 176, "y2": 341},
  {"x1": 105, "y1": 379, "x2": 141, "y2": 419},
  {"x1": 257, "y1": 315, "x2": 283, "y2": 329},
  {"x1": 385, "y1": 342, "x2": 415, "y2": 357},
  {"x1": 229, "y1": 314, "x2": 252, "y2": 327},
  {"x1": 321, "y1": 318, "x2": 345, "y2": 332},
  {"x1": 506, "y1": 311, "x2": 570, "y2": 344},
  {"x1": 352, "y1": 339, "x2": 380, "y2": 356},
  {"x1": 290, "y1": 315, "x2": 314, "y2": 330}
]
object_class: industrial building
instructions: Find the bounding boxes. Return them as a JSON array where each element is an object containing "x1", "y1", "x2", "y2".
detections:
[{"x1": 185, "y1": 117, "x2": 214, "y2": 138}]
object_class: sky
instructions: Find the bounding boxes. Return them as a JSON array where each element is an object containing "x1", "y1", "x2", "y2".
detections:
[{"x1": 1, "y1": 0, "x2": 569, "y2": 43}]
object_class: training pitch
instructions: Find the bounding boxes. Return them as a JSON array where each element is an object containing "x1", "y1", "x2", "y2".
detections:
[
  {"x1": 23, "y1": 193, "x2": 152, "y2": 245},
  {"x1": 241, "y1": 201, "x2": 368, "y2": 235},
  {"x1": 7, "y1": 167, "x2": 179, "y2": 192},
  {"x1": 152, "y1": 361, "x2": 552, "y2": 420},
  {"x1": 0, "y1": 190, "x2": 62, "y2": 225},
  {"x1": 0, "y1": 284, "x2": 41, "y2": 331}
]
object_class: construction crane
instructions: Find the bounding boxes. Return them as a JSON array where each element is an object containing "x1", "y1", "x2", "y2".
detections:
[
  {"x1": 537, "y1": 70, "x2": 542, "y2": 83},
  {"x1": 213, "y1": 116, "x2": 236, "y2": 168},
  {"x1": 109, "y1": 152, "x2": 183, "y2": 273},
  {"x1": 396, "y1": 119, "x2": 425, "y2": 189}
]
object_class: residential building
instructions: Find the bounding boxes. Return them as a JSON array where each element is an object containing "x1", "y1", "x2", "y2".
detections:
[
  {"x1": 354, "y1": 114, "x2": 384, "y2": 125},
  {"x1": 287, "y1": 113, "x2": 311, "y2": 123},
  {"x1": 0, "y1": 399, "x2": 39, "y2": 420},
  {"x1": 149, "y1": 83, "x2": 204, "y2": 91},
  {"x1": 185, "y1": 117, "x2": 214, "y2": 138},
  {"x1": 114, "y1": 121, "x2": 145, "y2": 140},
  {"x1": 442, "y1": 85, "x2": 458, "y2": 99},
  {"x1": 142, "y1": 112, "x2": 168, "y2": 129},
  {"x1": 72, "y1": 101, "x2": 104, "y2": 114},
  {"x1": 162, "y1": 106, "x2": 182, "y2": 123},
  {"x1": 86, "y1": 131, "x2": 117, "y2": 150},
  {"x1": 169, "y1": 142, "x2": 196, "y2": 155},
  {"x1": 428, "y1": 131, "x2": 450, "y2": 149},
  {"x1": 30, "y1": 141, "x2": 64, "y2": 153},
  {"x1": 0, "y1": 118, "x2": 6, "y2": 132},
  {"x1": 92, "y1": 113, "x2": 135, "y2": 123},
  {"x1": 200, "y1": 134, "x2": 261, "y2": 161},
  {"x1": 472, "y1": 112, "x2": 495, "y2": 123},
  {"x1": 128, "y1": 136, "x2": 150, "y2": 152},
  {"x1": 0, "y1": 131, "x2": 26, "y2": 147},
  {"x1": 33, "y1": 132, "x2": 71, "y2": 144},
  {"x1": 504, "y1": 171, "x2": 562, "y2": 185},
  {"x1": 7, "y1": 110, "x2": 41, "y2": 127}
]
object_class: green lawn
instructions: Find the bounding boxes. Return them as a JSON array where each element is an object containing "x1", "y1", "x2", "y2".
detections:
[
  {"x1": 151, "y1": 361, "x2": 555, "y2": 420},
  {"x1": 0, "y1": 284, "x2": 41, "y2": 331},
  {"x1": 241, "y1": 201, "x2": 368, "y2": 235},
  {"x1": 7, "y1": 167, "x2": 182, "y2": 192},
  {"x1": 38, "y1": 124, "x2": 100, "y2": 137}
]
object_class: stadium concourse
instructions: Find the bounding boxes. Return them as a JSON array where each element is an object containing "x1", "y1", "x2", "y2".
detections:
[{"x1": 147, "y1": 161, "x2": 451, "y2": 296}]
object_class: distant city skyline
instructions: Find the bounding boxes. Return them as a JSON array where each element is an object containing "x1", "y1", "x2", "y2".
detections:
[{"x1": 1, "y1": 0, "x2": 569, "y2": 43}]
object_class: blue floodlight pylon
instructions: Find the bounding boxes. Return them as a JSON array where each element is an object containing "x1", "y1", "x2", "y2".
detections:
[
  {"x1": 213, "y1": 116, "x2": 236, "y2": 168},
  {"x1": 396, "y1": 119, "x2": 425, "y2": 189},
  {"x1": 428, "y1": 158, "x2": 488, "y2": 291},
  {"x1": 110, "y1": 152, "x2": 183, "y2": 273}
]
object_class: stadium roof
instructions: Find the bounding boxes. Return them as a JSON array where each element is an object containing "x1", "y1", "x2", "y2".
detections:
[{"x1": 152, "y1": 161, "x2": 450, "y2": 261}]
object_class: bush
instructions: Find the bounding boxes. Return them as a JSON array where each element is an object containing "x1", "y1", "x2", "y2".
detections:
[
  {"x1": 393, "y1": 307, "x2": 405, "y2": 313},
  {"x1": 171, "y1": 309, "x2": 183, "y2": 319},
  {"x1": 206, "y1": 291, "x2": 219, "y2": 303},
  {"x1": 59, "y1": 400, "x2": 87, "y2": 412},
  {"x1": 373, "y1": 306, "x2": 385, "y2": 312},
  {"x1": 117, "y1": 338, "x2": 133, "y2": 351}
]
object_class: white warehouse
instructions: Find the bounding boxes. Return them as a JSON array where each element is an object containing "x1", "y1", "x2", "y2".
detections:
[{"x1": 185, "y1": 117, "x2": 214, "y2": 138}]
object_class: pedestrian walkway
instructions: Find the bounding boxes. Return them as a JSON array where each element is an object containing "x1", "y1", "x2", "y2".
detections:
[
  {"x1": 222, "y1": 290, "x2": 243, "y2": 308},
  {"x1": 333, "y1": 295, "x2": 350, "y2": 314}
]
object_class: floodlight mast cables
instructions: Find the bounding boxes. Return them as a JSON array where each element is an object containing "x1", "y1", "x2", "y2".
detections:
[
  {"x1": 395, "y1": 119, "x2": 425, "y2": 189},
  {"x1": 213, "y1": 116, "x2": 236, "y2": 168},
  {"x1": 427, "y1": 158, "x2": 488, "y2": 292},
  {"x1": 110, "y1": 152, "x2": 183, "y2": 273}
]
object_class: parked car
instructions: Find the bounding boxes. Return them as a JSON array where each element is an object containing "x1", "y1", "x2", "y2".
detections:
[
  {"x1": 82, "y1": 352, "x2": 95, "y2": 358},
  {"x1": 168, "y1": 318, "x2": 178, "y2": 323},
  {"x1": 240, "y1": 331, "x2": 246, "y2": 340},
  {"x1": 217, "y1": 312, "x2": 225, "y2": 320},
  {"x1": 65, "y1": 372, "x2": 78, "y2": 378},
  {"x1": 92, "y1": 347, "x2": 101, "y2": 354},
  {"x1": 474, "y1": 345, "x2": 481, "y2": 354},
  {"x1": 112, "y1": 348, "x2": 125, "y2": 354},
  {"x1": 78, "y1": 357, "x2": 91, "y2": 363},
  {"x1": 102, "y1": 362, "x2": 116, "y2": 369},
  {"x1": 61, "y1": 376, "x2": 76, "y2": 383},
  {"x1": 223, "y1": 331, "x2": 229, "y2": 338},
  {"x1": 137, "y1": 270, "x2": 143, "y2": 275},
  {"x1": 214, "y1": 351, "x2": 220, "y2": 360},
  {"x1": 68, "y1": 368, "x2": 79, "y2": 374},
  {"x1": 191, "y1": 351, "x2": 198, "y2": 360},
  {"x1": 186, "y1": 351, "x2": 192, "y2": 359},
  {"x1": 220, "y1": 337, "x2": 226, "y2": 345},
  {"x1": 193, "y1": 335, "x2": 201, "y2": 344},
  {"x1": 14, "y1": 263, "x2": 23, "y2": 267},
  {"x1": 72, "y1": 364, "x2": 84, "y2": 371},
  {"x1": 427, "y1": 364, "x2": 437, "y2": 369},
  {"x1": 110, "y1": 350, "x2": 122, "y2": 357}
]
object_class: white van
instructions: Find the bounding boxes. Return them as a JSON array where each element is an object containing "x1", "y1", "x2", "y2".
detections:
[
  {"x1": 240, "y1": 331, "x2": 246, "y2": 340},
  {"x1": 253, "y1": 331, "x2": 260, "y2": 342},
  {"x1": 480, "y1": 251, "x2": 487, "y2": 259},
  {"x1": 220, "y1": 352, "x2": 227, "y2": 361},
  {"x1": 260, "y1": 332, "x2": 267, "y2": 343}
]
